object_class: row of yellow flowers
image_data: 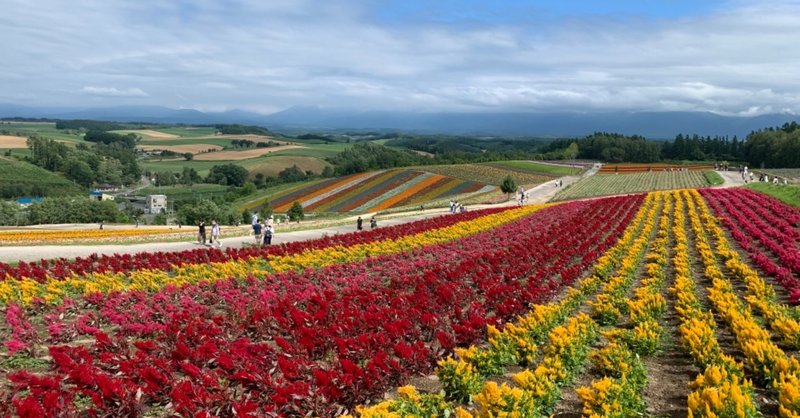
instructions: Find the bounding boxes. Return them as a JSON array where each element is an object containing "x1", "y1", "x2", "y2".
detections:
[
  {"x1": 0, "y1": 227, "x2": 196, "y2": 245},
  {"x1": 589, "y1": 191, "x2": 665, "y2": 326},
  {"x1": 0, "y1": 205, "x2": 547, "y2": 306},
  {"x1": 688, "y1": 189, "x2": 800, "y2": 417},
  {"x1": 577, "y1": 191, "x2": 674, "y2": 418},
  {"x1": 348, "y1": 193, "x2": 661, "y2": 417},
  {"x1": 668, "y1": 191, "x2": 758, "y2": 418}
]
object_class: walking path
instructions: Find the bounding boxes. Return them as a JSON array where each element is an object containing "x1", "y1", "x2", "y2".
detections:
[
  {"x1": 0, "y1": 171, "x2": 586, "y2": 263},
  {"x1": 715, "y1": 170, "x2": 747, "y2": 188}
]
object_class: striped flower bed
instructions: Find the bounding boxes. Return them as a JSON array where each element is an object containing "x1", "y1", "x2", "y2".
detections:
[{"x1": 268, "y1": 169, "x2": 492, "y2": 213}]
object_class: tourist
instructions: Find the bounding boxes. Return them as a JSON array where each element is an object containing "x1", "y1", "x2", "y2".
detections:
[
  {"x1": 198, "y1": 221, "x2": 206, "y2": 245},
  {"x1": 253, "y1": 220, "x2": 263, "y2": 245},
  {"x1": 357, "y1": 216, "x2": 363, "y2": 231},
  {"x1": 370, "y1": 216, "x2": 377, "y2": 229},
  {"x1": 210, "y1": 219, "x2": 221, "y2": 247},
  {"x1": 263, "y1": 224, "x2": 274, "y2": 245}
]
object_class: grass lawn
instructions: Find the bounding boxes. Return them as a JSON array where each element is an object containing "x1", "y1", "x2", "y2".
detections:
[
  {"x1": 703, "y1": 170, "x2": 725, "y2": 185},
  {"x1": 746, "y1": 182, "x2": 800, "y2": 208}
]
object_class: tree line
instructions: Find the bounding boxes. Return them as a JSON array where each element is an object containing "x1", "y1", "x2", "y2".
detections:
[{"x1": 27, "y1": 136, "x2": 141, "y2": 187}]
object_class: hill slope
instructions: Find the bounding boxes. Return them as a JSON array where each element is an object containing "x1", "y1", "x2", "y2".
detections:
[{"x1": 0, "y1": 158, "x2": 85, "y2": 198}]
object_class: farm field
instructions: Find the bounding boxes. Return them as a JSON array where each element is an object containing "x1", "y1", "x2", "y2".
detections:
[
  {"x1": 0, "y1": 227, "x2": 202, "y2": 247},
  {"x1": 553, "y1": 170, "x2": 710, "y2": 201},
  {"x1": 488, "y1": 160, "x2": 582, "y2": 176},
  {"x1": 1, "y1": 187, "x2": 799, "y2": 416},
  {"x1": 0, "y1": 122, "x2": 85, "y2": 143},
  {"x1": 267, "y1": 169, "x2": 494, "y2": 213},
  {"x1": 417, "y1": 163, "x2": 557, "y2": 186},
  {"x1": 0, "y1": 135, "x2": 29, "y2": 149},
  {"x1": 0, "y1": 158, "x2": 84, "y2": 198}
]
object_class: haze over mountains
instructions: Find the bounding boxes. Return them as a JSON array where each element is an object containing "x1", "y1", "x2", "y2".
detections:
[{"x1": 1, "y1": 103, "x2": 796, "y2": 139}]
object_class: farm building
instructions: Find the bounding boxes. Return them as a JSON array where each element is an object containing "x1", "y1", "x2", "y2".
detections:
[
  {"x1": 146, "y1": 194, "x2": 167, "y2": 214},
  {"x1": 89, "y1": 191, "x2": 115, "y2": 201}
]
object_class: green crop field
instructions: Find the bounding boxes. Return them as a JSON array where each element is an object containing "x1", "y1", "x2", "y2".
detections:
[
  {"x1": 141, "y1": 152, "x2": 331, "y2": 178},
  {"x1": 746, "y1": 182, "x2": 800, "y2": 208},
  {"x1": 0, "y1": 157, "x2": 84, "y2": 198},
  {"x1": 488, "y1": 160, "x2": 582, "y2": 176},
  {"x1": 553, "y1": 171, "x2": 710, "y2": 201},
  {"x1": 137, "y1": 183, "x2": 230, "y2": 202},
  {"x1": 0, "y1": 122, "x2": 86, "y2": 143},
  {"x1": 418, "y1": 163, "x2": 554, "y2": 186}
]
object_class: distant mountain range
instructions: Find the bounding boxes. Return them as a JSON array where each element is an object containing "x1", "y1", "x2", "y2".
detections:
[{"x1": 1, "y1": 103, "x2": 797, "y2": 139}]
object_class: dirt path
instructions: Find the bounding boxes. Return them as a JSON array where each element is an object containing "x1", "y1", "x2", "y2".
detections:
[{"x1": 715, "y1": 170, "x2": 747, "y2": 188}]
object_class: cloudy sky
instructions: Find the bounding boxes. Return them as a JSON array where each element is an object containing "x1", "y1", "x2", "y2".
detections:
[{"x1": 1, "y1": 0, "x2": 799, "y2": 116}]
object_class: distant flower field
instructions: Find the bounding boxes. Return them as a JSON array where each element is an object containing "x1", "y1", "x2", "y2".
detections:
[
  {"x1": 598, "y1": 163, "x2": 714, "y2": 174},
  {"x1": 269, "y1": 169, "x2": 495, "y2": 213}
]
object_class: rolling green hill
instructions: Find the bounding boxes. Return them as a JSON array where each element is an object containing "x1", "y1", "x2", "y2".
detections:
[{"x1": 0, "y1": 157, "x2": 85, "y2": 198}]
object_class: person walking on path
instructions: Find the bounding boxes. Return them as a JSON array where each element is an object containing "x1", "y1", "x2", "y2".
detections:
[
  {"x1": 210, "y1": 219, "x2": 221, "y2": 248},
  {"x1": 370, "y1": 216, "x2": 377, "y2": 229},
  {"x1": 357, "y1": 216, "x2": 363, "y2": 231},
  {"x1": 198, "y1": 221, "x2": 207, "y2": 245},
  {"x1": 253, "y1": 221, "x2": 263, "y2": 245},
  {"x1": 263, "y1": 224, "x2": 274, "y2": 245}
]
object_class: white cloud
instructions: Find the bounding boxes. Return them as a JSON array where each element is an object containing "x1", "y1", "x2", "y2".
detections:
[
  {"x1": 0, "y1": 0, "x2": 799, "y2": 115},
  {"x1": 82, "y1": 86, "x2": 148, "y2": 97}
]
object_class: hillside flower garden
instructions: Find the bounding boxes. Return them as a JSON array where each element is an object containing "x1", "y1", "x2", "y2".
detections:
[{"x1": 0, "y1": 187, "x2": 799, "y2": 416}]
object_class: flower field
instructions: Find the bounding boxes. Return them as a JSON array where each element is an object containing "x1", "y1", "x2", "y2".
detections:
[
  {"x1": 268, "y1": 169, "x2": 494, "y2": 213},
  {"x1": 553, "y1": 170, "x2": 711, "y2": 201},
  {"x1": 0, "y1": 228, "x2": 208, "y2": 247},
  {"x1": 598, "y1": 163, "x2": 714, "y2": 174},
  {"x1": 2, "y1": 186, "x2": 800, "y2": 417}
]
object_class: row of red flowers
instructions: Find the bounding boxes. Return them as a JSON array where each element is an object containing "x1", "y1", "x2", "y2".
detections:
[
  {"x1": 699, "y1": 187, "x2": 800, "y2": 302},
  {"x1": 1, "y1": 195, "x2": 643, "y2": 416},
  {"x1": 0, "y1": 206, "x2": 509, "y2": 284}
]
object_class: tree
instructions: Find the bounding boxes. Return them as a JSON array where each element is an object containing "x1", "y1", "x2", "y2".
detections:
[
  {"x1": 259, "y1": 199, "x2": 274, "y2": 220},
  {"x1": 500, "y1": 175, "x2": 517, "y2": 201},
  {"x1": 206, "y1": 164, "x2": 249, "y2": 187},
  {"x1": 61, "y1": 157, "x2": 95, "y2": 186},
  {"x1": 183, "y1": 152, "x2": 193, "y2": 161},
  {"x1": 180, "y1": 167, "x2": 201, "y2": 185},
  {"x1": 278, "y1": 164, "x2": 306, "y2": 183},
  {"x1": 287, "y1": 201, "x2": 304, "y2": 222},
  {"x1": 562, "y1": 142, "x2": 579, "y2": 162},
  {"x1": 176, "y1": 199, "x2": 236, "y2": 225}
]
